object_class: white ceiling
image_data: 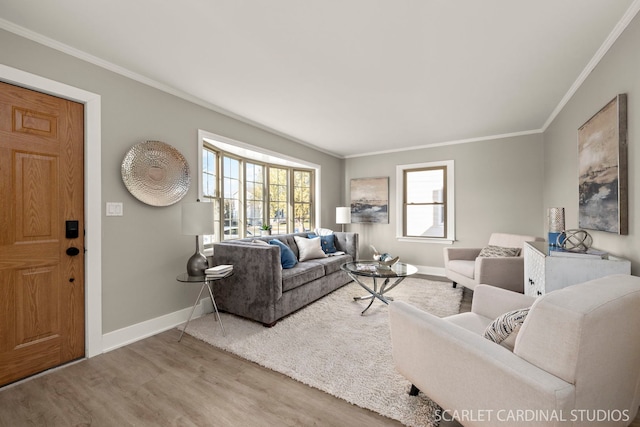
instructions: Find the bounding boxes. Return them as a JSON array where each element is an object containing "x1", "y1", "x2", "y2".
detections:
[{"x1": 1, "y1": 1, "x2": 638, "y2": 158}]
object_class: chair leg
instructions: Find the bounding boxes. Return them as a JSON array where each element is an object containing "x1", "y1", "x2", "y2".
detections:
[
  {"x1": 452, "y1": 281, "x2": 457, "y2": 288},
  {"x1": 409, "y1": 384, "x2": 420, "y2": 396}
]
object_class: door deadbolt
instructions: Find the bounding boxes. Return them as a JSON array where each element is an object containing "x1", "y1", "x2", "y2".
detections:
[
  {"x1": 66, "y1": 247, "x2": 80, "y2": 256},
  {"x1": 65, "y1": 220, "x2": 79, "y2": 239}
]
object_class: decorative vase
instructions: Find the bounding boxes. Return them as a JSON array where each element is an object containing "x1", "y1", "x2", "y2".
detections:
[{"x1": 547, "y1": 207, "x2": 565, "y2": 247}]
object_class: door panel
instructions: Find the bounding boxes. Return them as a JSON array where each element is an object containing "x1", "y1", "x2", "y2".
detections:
[
  {"x1": 15, "y1": 266, "x2": 60, "y2": 346},
  {"x1": 15, "y1": 152, "x2": 59, "y2": 241},
  {"x1": 0, "y1": 81, "x2": 84, "y2": 386}
]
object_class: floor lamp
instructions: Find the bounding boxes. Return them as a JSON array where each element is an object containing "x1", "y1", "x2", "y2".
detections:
[
  {"x1": 182, "y1": 201, "x2": 215, "y2": 276},
  {"x1": 336, "y1": 207, "x2": 351, "y2": 232}
]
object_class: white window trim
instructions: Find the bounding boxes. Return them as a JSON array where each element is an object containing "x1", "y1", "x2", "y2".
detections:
[
  {"x1": 396, "y1": 160, "x2": 455, "y2": 244},
  {"x1": 197, "y1": 129, "x2": 322, "y2": 229}
]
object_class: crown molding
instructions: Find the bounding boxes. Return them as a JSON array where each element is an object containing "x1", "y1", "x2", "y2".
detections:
[
  {"x1": 542, "y1": 0, "x2": 640, "y2": 131},
  {"x1": 0, "y1": 18, "x2": 343, "y2": 159},
  {"x1": 343, "y1": 129, "x2": 543, "y2": 159},
  {"x1": 3, "y1": 0, "x2": 639, "y2": 160}
]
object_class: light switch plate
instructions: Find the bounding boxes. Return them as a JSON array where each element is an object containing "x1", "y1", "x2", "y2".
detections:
[{"x1": 106, "y1": 202, "x2": 123, "y2": 216}]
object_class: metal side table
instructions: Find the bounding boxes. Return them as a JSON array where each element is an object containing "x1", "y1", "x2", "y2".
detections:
[{"x1": 176, "y1": 271, "x2": 233, "y2": 340}]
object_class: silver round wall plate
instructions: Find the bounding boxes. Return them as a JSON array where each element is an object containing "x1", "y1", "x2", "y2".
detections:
[{"x1": 121, "y1": 140, "x2": 191, "y2": 206}]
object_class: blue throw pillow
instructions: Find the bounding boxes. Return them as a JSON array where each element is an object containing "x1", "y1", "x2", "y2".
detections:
[
  {"x1": 269, "y1": 239, "x2": 297, "y2": 268},
  {"x1": 308, "y1": 233, "x2": 337, "y2": 254}
]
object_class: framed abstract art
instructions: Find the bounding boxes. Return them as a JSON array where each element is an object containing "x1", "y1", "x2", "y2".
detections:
[
  {"x1": 577, "y1": 94, "x2": 628, "y2": 235},
  {"x1": 350, "y1": 177, "x2": 389, "y2": 223}
]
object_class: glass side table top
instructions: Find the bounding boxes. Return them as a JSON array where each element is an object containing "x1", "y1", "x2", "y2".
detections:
[
  {"x1": 176, "y1": 271, "x2": 233, "y2": 282},
  {"x1": 341, "y1": 261, "x2": 418, "y2": 278}
]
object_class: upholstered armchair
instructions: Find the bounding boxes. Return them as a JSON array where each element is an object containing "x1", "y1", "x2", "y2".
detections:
[
  {"x1": 443, "y1": 232, "x2": 544, "y2": 293},
  {"x1": 389, "y1": 275, "x2": 640, "y2": 427}
]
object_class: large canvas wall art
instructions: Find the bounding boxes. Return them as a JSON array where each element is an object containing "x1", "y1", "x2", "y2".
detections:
[
  {"x1": 577, "y1": 94, "x2": 628, "y2": 235},
  {"x1": 350, "y1": 177, "x2": 389, "y2": 223}
]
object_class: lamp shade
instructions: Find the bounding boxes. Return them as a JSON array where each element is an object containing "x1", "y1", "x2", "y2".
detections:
[
  {"x1": 336, "y1": 207, "x2": 351, "y2": 224},
  {"x1": 182, "y1": 202, "x2": 215, "y2": 235}
]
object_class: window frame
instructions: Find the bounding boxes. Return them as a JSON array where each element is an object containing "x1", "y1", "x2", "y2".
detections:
[
  {"x1": 221, "y1": 154, "x2": 243, "y2": 241},
  {"x1": 197, "y1": 130, "x2": 319, "y2": 245},
  {"x1": 245, "y1": 160, "x2": 266, "y2": 238},
  {"x1": 395, "y1": 160, "x2": 455, "y2": 244},
  {"x1": 268, "y1": 165, "x2": 290, "y2": 235},
  {"x1": 292, "y1": 169, "x2": 314, "y2": 235}
]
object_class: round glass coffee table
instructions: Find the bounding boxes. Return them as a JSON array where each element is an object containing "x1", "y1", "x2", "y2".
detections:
[{"x1": 341, "y1": 261, "x2": 418, "y2": 314}]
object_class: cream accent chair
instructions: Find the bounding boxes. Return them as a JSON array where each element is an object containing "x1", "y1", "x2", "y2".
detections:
[
  {"x1": 389, "y1": 275, "x2": 640, "y2": 427},
  {"x1": 443, "y1": 232, "x2": 544, "y2": 293}
]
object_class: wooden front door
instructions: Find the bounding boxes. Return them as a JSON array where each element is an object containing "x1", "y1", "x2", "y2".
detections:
[{"x1": 0, "y1": 81, "x2": 85, "y2": 386}]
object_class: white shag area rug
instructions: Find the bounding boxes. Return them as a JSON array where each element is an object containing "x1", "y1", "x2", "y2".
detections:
[{"x1": 183, "y1": 277, "x2": 462, "y2": 427}]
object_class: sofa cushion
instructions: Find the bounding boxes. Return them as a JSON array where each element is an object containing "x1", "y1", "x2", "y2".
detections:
[
  {"x1": 281, "y1": 262, "x2": 325, "y2": 292},
  {"x1": 269, "y1": 239, "x2": 297, "y2": 268},
  {"x1": 445, "y1": 312, "x2": 493, "y2": 335},
  {"x1": 294, "y1": 235, "x2": 327, "y2": 262},
  {"x1": 483, "y1": 308, "x2": 530, "y2": 351},
  {"x1": 307, "y1": 253, "x2": 352, "y2": 275},
  {"x1": 478, "y1": 245, "x2": 521, "y2": 257},
  {"x1": 446, "y1": 260, "x2": 475, "y2": 279}
]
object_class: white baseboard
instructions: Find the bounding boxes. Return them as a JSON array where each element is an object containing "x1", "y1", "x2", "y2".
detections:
[
  {"x1": 100, "y1": 265, "x2": 446, "y2": 354},
  {"x1": 101, "y1": 297, "x2": 213, "y2": 353},
  {"x1": 414, "y1": 265, "x2": 446, "y2": 277}
]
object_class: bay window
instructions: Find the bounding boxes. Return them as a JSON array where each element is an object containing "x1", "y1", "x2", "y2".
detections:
[{"x1": 200, "y1": 135, "x2": 316, "y2": 244}]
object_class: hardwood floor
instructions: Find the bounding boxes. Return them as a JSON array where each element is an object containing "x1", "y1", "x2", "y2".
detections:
[
  {"x1": 0, "y1": 329, "x2": 403, "y2": 427},
  {"x1": 1, "y1": 278, "x2": 638, "y2": 427}
]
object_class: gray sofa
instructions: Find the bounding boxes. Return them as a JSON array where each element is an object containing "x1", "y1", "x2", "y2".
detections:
[{"x1": 209, "y1": 232, "x2": 358, "y2": 326}]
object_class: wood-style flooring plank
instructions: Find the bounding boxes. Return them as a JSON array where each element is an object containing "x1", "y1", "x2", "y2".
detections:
[
  {"x1": 0, "y1": 330, "x2": 402, "y2": 427},
  {"x1": 2, "y1": 278, "x2": 639, "y2": 427}
]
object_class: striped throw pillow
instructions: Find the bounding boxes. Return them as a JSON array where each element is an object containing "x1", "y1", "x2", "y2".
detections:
[{"x1": 483, "y1": 308, "x2": 530, "y2": 348}]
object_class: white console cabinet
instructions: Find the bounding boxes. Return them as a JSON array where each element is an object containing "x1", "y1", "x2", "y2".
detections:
[{"x1": 523, "y1": 241, "x2": 631, "y2": 297}]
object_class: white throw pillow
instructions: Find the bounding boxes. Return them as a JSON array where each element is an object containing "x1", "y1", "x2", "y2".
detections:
[
  {"x1": 294, "y1": 236, "x2": 327, "y2": 262},
  {"x1": 314, "y1": 227, "x2": 335, "y2": 236}
]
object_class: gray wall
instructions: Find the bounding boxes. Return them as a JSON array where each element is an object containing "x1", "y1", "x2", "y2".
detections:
[
  {"x1": 543, "y1": 13, "x2": 640, "y2": 274},
  {"x1": 2, "y1": 9, "x2": 638, "y2": 334},
  {"x1": 0, "y1": 29, "x2": 344, "y2": 333},
  {"x1": 345, "y1": 134, "x2": 544, "y2": 269}
]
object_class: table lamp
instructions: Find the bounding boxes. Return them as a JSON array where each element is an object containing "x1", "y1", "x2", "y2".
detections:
[
  {"x1": 182, "y1": 201, "x2": 215, "y2": 276},
  {"x1": 336, "y1": 207, "x2": 351, "y2": 232}
]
